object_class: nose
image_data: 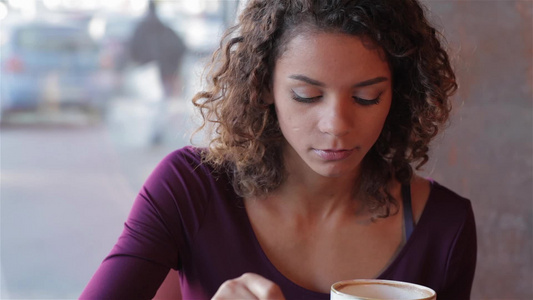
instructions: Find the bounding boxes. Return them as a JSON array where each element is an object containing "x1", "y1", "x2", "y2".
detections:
[{"x1": 318, "y1": 96, "x2": 354, "y2": 137}]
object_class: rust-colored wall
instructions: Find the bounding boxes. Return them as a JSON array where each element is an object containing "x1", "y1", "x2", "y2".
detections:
[{"x1": 421, "y1": 1, "x2": 532, "y2": 299}]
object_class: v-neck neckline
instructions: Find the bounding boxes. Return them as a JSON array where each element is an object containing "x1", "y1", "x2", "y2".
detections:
[{"x1": 237, "y1": 181, "x2": 437, "y2": 297}]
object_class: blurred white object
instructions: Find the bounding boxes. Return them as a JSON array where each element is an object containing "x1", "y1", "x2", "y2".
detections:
[
  {"x1": 122, "y1": 62, "x2": 164, "y2": 102},
  {"x1": 0, "y1": 2, "x2": 8, "y2": 21},
  {"x1": 106, "y1": 62, "x2": 166, "y2": 147},
  {"x1": 106, "y1": 97, "x2": 161, "y2": 147}
]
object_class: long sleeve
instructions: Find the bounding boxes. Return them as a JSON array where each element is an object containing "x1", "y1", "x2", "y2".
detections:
[
  {"x1": 80, "y1": 147, "x2": 209, "y2": 299},
  {"x1": 79, "y1": 190, "x2": 180, "y2": 299},
  {"x1": 80, "y1": 255, "x2": 171, "y2": 299}
]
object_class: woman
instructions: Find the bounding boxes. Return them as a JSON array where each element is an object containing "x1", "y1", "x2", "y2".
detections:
[{"x1": 81, "y1": 0, "x2": 476, "y2": 299}]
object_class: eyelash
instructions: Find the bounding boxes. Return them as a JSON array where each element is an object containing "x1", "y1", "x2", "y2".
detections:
[{"x1": 291, "y1": 91, "x2": 382, "y2": 106}]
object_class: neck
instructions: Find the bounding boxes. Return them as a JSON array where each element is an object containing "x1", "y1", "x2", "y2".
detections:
[{"x1": 270, "y1": 164, "x2": 364, "y2": 221}]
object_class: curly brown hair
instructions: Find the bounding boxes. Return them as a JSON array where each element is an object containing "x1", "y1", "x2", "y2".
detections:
[{"x1": 193, "y1": 0, "x2": 457, "y2": 218}]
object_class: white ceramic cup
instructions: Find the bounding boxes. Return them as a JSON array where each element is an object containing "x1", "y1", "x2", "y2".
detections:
[{"x1": 331, "y1": 279, "x2": 436, "y2": 300}]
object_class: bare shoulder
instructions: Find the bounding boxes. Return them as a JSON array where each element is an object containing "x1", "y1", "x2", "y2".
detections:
[{"x1": 410, "y1": 175, "x2": 431, "y2": 224}]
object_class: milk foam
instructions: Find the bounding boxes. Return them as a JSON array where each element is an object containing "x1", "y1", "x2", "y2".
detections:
[{"x1": 337, "y1": 282, "x2": 431, "y2": 299}]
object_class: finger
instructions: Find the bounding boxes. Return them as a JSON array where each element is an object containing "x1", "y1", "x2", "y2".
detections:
[
  {"x1": 239, "y1": 273, "x2": 286, "y2": 300},
  {"x1": 212, "y1": 279, "x2": 257, "y2": 300}
]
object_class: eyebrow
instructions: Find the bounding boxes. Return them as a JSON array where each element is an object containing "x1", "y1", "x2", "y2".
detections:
[{"x1": 288, "y1": 74, "x2": 388, "y2": 88}]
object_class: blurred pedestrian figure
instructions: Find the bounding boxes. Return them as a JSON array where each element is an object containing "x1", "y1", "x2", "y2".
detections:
[
  {"x1": 129, "y1": 0, "x2": 186, "y2": 98},
  {"x1": 128, "y1": 0, "x2": 187, "y2": 145}
]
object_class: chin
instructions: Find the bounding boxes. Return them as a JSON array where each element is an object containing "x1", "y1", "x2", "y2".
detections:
[
  {"x1": 316, "y1": 153, "x2": 363, "y2": 173},
  {"x1": 312, "y1": 165, "x2": 356, "y2": 179}
]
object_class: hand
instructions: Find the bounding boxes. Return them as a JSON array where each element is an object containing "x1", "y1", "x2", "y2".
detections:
[{"x1": 212, "y1": 273, "x2": 286, "y2": 300}]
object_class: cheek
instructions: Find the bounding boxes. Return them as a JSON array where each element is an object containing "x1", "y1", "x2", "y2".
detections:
[
  {"x1": 278, "y1": 110, "x2": 302, "y2": 133},
  {"x1": 359, "y1": 103, "x2": 391, "y2": 141},
  {"x1": 275, "y1": 107, "x2": 314, "y2": 147},
  {"x1": 275, "y1": 101, "x2": 299, "y2": 128},
  {"x1": 373, "y1": 108, "x2": 391, "y2": 138}
]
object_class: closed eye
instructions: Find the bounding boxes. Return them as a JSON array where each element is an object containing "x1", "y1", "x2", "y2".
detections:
[
  {"x1": 291, "y1": 91, "x2": 383, "y2": 105},
  {"x1": 353, "y1": 96, "x2": 381, "y2": 106},
  {"x1": 291, "y1": 91, "x2": 321, "y2": 103},
  {"x1": 353, "y1": 91, "x2": 383, "y2": 106}
]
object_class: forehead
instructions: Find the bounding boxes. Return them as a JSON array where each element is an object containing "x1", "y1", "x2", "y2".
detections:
[{"x1": 274, "y1": 31, "x2": 390, "y2": 82}]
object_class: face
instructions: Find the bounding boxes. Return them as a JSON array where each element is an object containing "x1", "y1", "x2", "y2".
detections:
[{"x1": 269, "y1": 31, "x2": 392, "y2": 179}]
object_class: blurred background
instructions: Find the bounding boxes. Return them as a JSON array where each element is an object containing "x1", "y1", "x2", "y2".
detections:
[
  {"x1": 0, "y1": 0, "x2": 531, "y2": 299},
  {"x1": 0, "y1": 0, "x2": 241, "y2": 298}
]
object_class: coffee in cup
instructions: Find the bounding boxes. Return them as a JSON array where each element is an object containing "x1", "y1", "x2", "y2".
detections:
[{"x1": 331, "y1": 279, "x2": 436, "y2": 300}]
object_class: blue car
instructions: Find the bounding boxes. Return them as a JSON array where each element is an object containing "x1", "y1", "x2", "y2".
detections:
[{"x1": 1, "y1": 21, "x2": 108, "y2": 117}]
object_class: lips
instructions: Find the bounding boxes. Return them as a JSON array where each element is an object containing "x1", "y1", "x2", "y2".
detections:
[{"x1": 313, "y1": 148, "x2": 355, "y2": 161}]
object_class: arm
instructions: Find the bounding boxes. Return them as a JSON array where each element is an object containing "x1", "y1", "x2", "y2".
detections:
[
  {"x1": 81, "y1": 150, "x2": 199, "y2": 299},
  {"x1": 80, "y1": 191, "x2": 181, "y2": 299},
  {"x1": 80, "y1": 255, "x2": 170, "y2": 299},
  {"x1": 438, "y1": 202, "x2": 477, "y2": 300}
]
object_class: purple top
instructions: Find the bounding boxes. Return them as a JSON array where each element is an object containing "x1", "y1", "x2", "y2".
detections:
[{"x1": 81, "y1": 146, "x2": 477, "y2": 299}]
